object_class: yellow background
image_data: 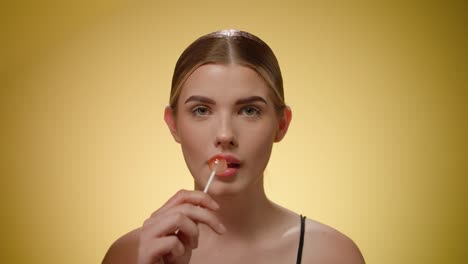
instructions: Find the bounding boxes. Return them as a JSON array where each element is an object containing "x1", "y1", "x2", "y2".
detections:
[{"x1": 1, "y1": 0, "x2": 466, "y2": 263}]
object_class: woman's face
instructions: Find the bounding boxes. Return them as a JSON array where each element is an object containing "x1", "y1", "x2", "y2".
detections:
[{"x1": 165, "y1": 64, "x2": 291, "y2": 195}]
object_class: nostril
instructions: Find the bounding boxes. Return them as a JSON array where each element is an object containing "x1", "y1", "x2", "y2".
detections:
[
  {"x1": 215, "y1": 137, "x2": 237, "y2": 148},
  {"x1": 216, "y1": 141, "x2": 237, "y2": 148}
]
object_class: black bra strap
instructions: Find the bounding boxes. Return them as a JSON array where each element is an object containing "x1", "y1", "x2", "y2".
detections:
[{"x1": 296, "y1": 215, "x2": 306, "y2": 264}]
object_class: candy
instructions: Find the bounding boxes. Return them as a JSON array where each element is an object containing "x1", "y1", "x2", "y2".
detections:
[
  {"x1": 204, "y1": 157, "x2": 228, "y2": 193},
  {"x1": 208, "y1": 157, "x2": 227, "y2": 173}
]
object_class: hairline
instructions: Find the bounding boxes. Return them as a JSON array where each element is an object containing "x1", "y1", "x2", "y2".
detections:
[{"x1": 170, "y1": 61, "x2": 285, "y2": 115}]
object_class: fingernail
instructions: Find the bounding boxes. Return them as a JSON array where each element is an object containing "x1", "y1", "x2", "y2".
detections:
[
  {"x1": 218, "y1": 223, "x2": 227, "y2": 233},
  {"x1": 212, "y1": 201, "x2": 220, "y2": 210}
]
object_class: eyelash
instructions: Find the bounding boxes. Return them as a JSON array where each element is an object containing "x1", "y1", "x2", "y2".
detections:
[
  {"x1": 240, "y1": 106, "x2": 261, "y2": 117},
  {"x1": 191, "y1": 106, "x2": 210, "y2": 117},
  {"x1": 190, "y1": 105, "x2": 262, "y2": 118}
]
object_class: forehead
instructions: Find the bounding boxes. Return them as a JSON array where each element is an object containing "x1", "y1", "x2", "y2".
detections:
[{"x1": 179, "y1": 64, "x2": 273, "y2": 102}]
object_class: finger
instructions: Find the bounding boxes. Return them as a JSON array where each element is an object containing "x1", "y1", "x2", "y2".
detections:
[
  {"x1": 139, "y1": 236, "x2": 184, "y2": 264},
  {"x1": 171, "y1": 203, "x2": 226, "y2": 234},
  {"x1": 155, "y1": 190, "x2": 220, "y2": 215},
  {"x1": 175, "y1": 219, "x2": 200, "y2": 249},
  {"x1": 143, "y1": 212, "x2": 199, "y2": 249},
  {"x1": 146, "y1": 203, "x2": 225, "y2": 235}
]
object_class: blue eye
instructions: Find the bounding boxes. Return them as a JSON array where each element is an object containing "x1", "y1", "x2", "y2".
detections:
[
  {"x1": 240, "y1": 106, "x2": 261, "y2": 117},
  {"x1": 192, "y1": 106, "x2": 210, "y2": 116}
]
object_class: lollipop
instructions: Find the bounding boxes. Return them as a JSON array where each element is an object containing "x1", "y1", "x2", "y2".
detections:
[
  {"x1": 203, "y1": 158, "x2": 227, "y2": 193},
  {"x1": 208, "y1": 157, "x2": 228, "y2": 172}
]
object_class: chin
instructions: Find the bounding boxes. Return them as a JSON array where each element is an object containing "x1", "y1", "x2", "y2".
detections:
[{"x1": 204, "y1": 181, "x2": 250, "y2": 198}]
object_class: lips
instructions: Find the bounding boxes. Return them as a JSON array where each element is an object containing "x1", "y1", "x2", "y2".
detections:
[{"x1": 209, "y1": 154, "x2": 241, "y2": 177}]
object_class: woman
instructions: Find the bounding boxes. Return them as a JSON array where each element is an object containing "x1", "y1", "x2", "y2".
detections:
[{"x1": 103, "y1": 29, "x2": 365, "y2": 264}]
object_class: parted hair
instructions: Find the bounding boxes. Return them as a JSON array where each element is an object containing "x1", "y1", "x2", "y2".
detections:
[{"x1": 169, "y1": 29, "x2": 285, "y2": 113}]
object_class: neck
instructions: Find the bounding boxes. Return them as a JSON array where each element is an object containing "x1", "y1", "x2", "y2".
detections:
[{"x1": 197, "y1": 177, "x2": 280, "y2": 240}]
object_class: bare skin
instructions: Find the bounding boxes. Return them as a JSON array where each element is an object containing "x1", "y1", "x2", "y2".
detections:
[
  {"x1": 102, "y1": 192, "x2": 364, "y2": 264},
  {"x1": 102, "y1": 65, "x2": 365, "y2": 264}
]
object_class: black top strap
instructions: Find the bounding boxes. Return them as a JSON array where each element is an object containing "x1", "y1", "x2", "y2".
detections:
[{"x1": 296, "y1": 215, "x2": 306, "y2": 264}]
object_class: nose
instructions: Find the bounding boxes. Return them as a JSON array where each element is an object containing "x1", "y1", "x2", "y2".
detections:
[{"x1": 214, "y1": 115, "x2": 237, "y2": 149}]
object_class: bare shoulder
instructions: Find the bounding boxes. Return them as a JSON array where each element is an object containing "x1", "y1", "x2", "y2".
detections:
[
  {"x1": 302, "y1": 218, "x2": 365, "y2": 264},
  {"x1": 102, "y1": 228, "x2": 141, "y2": 264}
]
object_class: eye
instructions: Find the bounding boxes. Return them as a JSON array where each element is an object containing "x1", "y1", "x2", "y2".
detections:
[
  {"x1": 240, "y1": 106, "x2": 261, "y2": 117},
  {"x1": 192, "y1": 106, "x2": 211, "y2": 117}
]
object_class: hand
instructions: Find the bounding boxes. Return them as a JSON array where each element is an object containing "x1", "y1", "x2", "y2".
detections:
[{"x1": 138, "y1": 190, "x2": 226, "y2": 264}]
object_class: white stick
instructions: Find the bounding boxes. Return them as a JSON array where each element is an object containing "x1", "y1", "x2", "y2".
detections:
[{"x1": 203, "y1": 160, "x2": 218, "y2": 193}]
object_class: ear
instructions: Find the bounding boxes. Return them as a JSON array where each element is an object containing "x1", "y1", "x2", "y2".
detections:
[
  {"x1": 274, "y1": 106, "x2": 292, "y2": 142},
  {"x1": 164, "y1": 106, "x2": 181, "y2": 143}
]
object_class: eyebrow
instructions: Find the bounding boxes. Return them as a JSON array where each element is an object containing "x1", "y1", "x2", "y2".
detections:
[
  {"x1": 235, "y1": 96, "x2": 268, "y2": 105},
  {"x1": 184, "y1": 95, "x2": 215, "y2": 104},
  {"x1": 184, "y1": 95, "x2": 268, "y2": 105}
]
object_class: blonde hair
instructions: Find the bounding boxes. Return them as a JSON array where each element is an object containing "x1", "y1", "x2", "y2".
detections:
[{"x1": 170, "y1": 29, "x2": 285, "y2": 113}]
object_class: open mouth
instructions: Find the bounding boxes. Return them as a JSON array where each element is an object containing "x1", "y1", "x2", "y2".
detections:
[
  {"x1": 227, "y1": 163, "x2": 241, "y2": 169},
  {"x1": 208, "y1": 154, "x2": 241, "y2": 173}
]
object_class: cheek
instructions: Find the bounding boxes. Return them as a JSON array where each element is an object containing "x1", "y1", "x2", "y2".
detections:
[
  {"x1": 241, "y1": 122, "x2": 276, "y2": 168},
  {"x1": 178, "y1": 116, "x2": 210, "y2": 146},
  {"x1": 177, "y1": 119, "x2": 213, "y2": 174}
]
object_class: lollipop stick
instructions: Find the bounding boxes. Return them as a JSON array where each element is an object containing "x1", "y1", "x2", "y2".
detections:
[{"x1": 204, "y1": 160, "x2": 219, "y2": 193}]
